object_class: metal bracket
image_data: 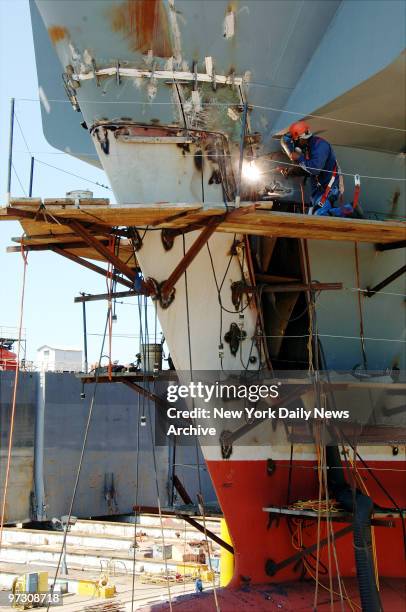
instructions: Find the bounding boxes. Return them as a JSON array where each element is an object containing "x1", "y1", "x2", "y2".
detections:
[
  {"x1": 231, "y1": 280, "x2": 246, "y2": 310},
  {"x1": 161, "y1": 228, "x2": 181, "y2": 251},
  {"x1": 224, "y1": 322, "x2": 246, "y2": 356},
  {"x1": 220, "y1": 430, "x2": 233, "y2": 459},
  {"x1": 147, "y1": 277, "x2": 176, "y2": 309},
  {"x1": 128, "y1": 226, "x2": 143, "y2": 251},
  {"x1": 266, "y1": 458, "x2": 276, "y2": 476}
]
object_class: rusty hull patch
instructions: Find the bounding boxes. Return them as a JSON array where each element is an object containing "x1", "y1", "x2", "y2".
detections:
[
  {"x1": 108, "y1": 0, "x2": 172, "y2": 58},
  {"x1": 48, "y1": 25, "x2": 69, "y2": 44}
]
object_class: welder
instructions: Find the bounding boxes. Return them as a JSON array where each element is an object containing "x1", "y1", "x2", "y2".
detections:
[{"x1": 280, "y1": 121, "x2": 353, "y2": 216}]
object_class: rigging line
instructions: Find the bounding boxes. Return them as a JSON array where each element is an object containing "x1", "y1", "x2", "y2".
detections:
[
  {"x1": 14, "y1": 97, "x2": 406, "y2": 132},
  {"x1": 182, "y1": 234, "x2": 202, "y2": 493},
  {"x1": 14, "y1": 110, "x2": 32, "y2": 155},
  {"x1": 12, "y1": 164, "x2": 27, "y2": 196},
  {"x1": 131, "y1": 370, "x2": 142, "y2": 612},
  {"x1": 46, "y1": 311, "x2": 110, "y2": 612},
  {"x1": 347, "y1": 288, "x2": 406, "y2": 298},
  {"x1": 354, "y1": 244, "x2": 368, "y2": 370},
  {"x1": 182, "y1": 234, "x2": 221, "y2": 612},
  {"x1": 255, "y1": 332, "x2": 406, "y2": 343},
  {"x1": 20, "y1": 143, "x2": 406, "y2": 183},
  {"x1": 33, "y1": 158, "x2": 111, "y2": 190},
  {"x1": 260, "y1": 158, "x2": 406, "y2": 182},
  {"x1": 321, "y1": 421, "x2": 345, "y2": 611},
  {"x1": 144, "y1": 298, "x2": 173, "y2": 611},
  {"x1": 0, "y1": 247, "x2": 28, "y2": 552},
  {"x1": 252, "y1": 103, "x2": 406, "y2": 132}
]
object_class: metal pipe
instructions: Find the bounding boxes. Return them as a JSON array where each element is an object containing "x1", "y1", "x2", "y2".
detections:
[
  {"x1": 6, "y1": 98, "x2": 15, "y2": 203},
  {"x1": 33, "y1": 371, "x2": 47, "y2": 521},
  {"x1": 81, "y1": 293, "x2": 89, "y2": 374},
  {"x1": 74, "y1": 290, "x2": 137, "y2": 304},
  {"x1": 28, "y1": 156, "x2": 35, "y2": 197}
]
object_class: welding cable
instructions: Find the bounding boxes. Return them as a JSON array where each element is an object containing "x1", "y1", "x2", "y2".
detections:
[{"x1": 0, "y1": 246, "x2": 28, "y2": 552}]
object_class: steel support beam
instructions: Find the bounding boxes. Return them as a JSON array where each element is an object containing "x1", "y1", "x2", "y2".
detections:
[
  {"x1": 122, "y1": 380, "x2": 169, "y2": 411},
  {"x1": 366, "y1": 265, "x2": 406, "y2": 297},
  {"x1": 178, "y1": 513, "x2": 234, "y2": 555},
  {"x1": 74, "y1": 290, "x2": 137, "y2": 303},
  {"x1": 172, "y1": 474, "x2": 193, "y2": 505},
  {"x1": 172, "y1": 476, "x2": 234, "y2": 554},
  {"x1": 265, "y1": 524, "x2": 353, "y2": 576}
]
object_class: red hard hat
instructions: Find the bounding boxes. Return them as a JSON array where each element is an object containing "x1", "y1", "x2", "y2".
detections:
[{"x1": 289, "y1": 121, "x2": 312, "y2": 140}]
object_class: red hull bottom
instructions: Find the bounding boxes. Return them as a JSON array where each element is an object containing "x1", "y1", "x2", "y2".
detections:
[
  {"x1": 141, "y1": 578, "x2": 405, "y2": 611},
  {"x1": 207, "y1": 459, "x2": 406, "y2": 584}
]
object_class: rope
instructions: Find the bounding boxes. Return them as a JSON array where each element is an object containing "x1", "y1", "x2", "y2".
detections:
[{"x1": 0, "y1": 246, "x2": 28, "y2": 551}]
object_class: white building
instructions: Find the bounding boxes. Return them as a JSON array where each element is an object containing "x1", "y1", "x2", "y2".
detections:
[{"x1": 36, "y1": 345, "x2": 83, "y2": 372}]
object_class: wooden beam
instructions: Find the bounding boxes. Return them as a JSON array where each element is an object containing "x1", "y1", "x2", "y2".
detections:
[
  {"x1": 52, "y1": 247, "x2": 133, "y2": 289},
  {"x1": 68, "y1": 220, "x2": 136, "y2": 282},
  {"x1": 2, "y1": 203, "x2": 405, "y2": 244},
  {"x1": 159, "y1": 206, "x2": 257, "y2": 302},
  {"x1": 160, "y1": 216, "x2": 221, "y2": 301},
  {"x1": 375, "y1": 240, "x2": 406, "y2": 252},
  {"x1": 7, "y1": 239, "x2": 110, "y2": 253}
]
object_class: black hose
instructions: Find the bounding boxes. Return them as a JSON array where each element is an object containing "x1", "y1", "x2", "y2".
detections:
[{"x1": 326, "y1": 447, "x2": 383, "y2": 612}]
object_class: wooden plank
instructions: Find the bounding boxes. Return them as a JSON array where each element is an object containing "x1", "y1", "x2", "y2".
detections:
[
  {"x1": 9, "y1": 197, "x2": 109, "y2": 207},
  {"x1": 1, "y1": 203, "x2": 405, "y2": 244}
]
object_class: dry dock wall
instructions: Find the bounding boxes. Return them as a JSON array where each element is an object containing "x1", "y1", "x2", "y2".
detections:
[{"x1": 0, "y1": 372, "x2": 215, "y2": 523}]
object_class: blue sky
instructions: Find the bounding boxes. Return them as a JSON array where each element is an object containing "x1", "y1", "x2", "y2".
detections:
[{"x1": 0, "y1": 0, "x2": 158, "y2": 366}]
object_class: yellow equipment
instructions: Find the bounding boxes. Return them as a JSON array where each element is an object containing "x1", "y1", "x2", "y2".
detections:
[{"x1": 220, "y1": 518, "x2": 234, "y2": 586}]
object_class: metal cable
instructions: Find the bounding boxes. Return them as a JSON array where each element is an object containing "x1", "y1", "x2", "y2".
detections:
[{"x1": 46, "y1": 311, "x2": 110, "y2": 611}]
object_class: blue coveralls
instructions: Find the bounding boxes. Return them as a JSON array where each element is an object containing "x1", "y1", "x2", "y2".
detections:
[{"x1": 296, "y1": 136, "x2": 342, "y2": 215}]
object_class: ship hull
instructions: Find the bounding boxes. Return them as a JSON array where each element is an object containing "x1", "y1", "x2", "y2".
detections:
[
  {"x1": 28, "y1": 0, "x2": 406, "y2": 601},
  {"x1": 207, "y1": 456, "x2": 406, "y2": 584}
]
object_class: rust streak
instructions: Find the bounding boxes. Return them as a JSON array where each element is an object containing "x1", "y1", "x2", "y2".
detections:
[
  {"x1": 48, "y1": 25, "x2": 68, "y2": 44},
  {"x1": 108, "y1": 0, "x2": 172, "y2": 58}
]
